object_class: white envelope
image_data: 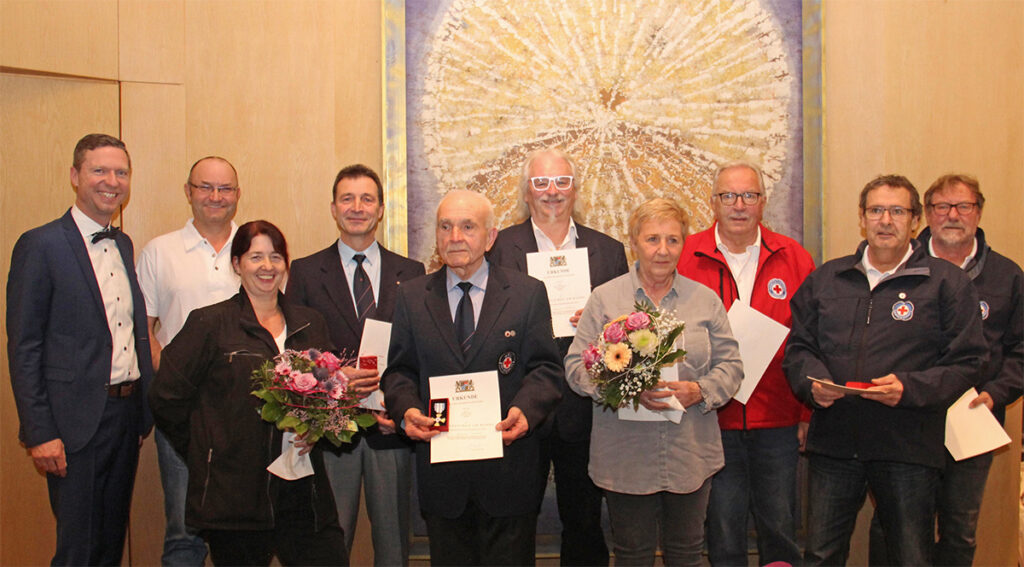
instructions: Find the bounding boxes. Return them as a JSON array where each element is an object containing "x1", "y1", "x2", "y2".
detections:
[{"x1": 945, "y1": 388, "x2": 1011, "y2": 461}]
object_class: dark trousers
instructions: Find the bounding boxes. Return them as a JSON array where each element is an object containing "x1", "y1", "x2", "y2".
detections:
[
  {"x1": 805, "y1": 455, "x2": 939, "y2": 566},
  {"x1": 868, "y1": 450, "x2": 994, "y2": 566},
  {"x1": 46, "y1": 395, "x2": 140, "y2": 566},
  {"x1": 424, "y1": 500, "x2": 536, "y2": 566},
  {"x1": 707, "y1": 426, "x2": 801, "y2": 566},
  {"x1": 204, "y1": 477, "x2": 348, "y2": 566},
  {"x1": 604, "y1": 480, "x2": 712, "y2": 567},
  {"x1": 536, "y1": 432, "x2": 609, "y2": 566}
]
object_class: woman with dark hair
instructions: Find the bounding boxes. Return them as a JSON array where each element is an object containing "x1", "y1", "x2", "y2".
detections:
[{"x1": 149, "y1": 220, "x2": 355, "y2": 566}]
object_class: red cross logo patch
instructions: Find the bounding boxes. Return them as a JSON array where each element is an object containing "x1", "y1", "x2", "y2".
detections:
[
  {"x1": 498, "y1": 351, "x2": 517, "y2": 375},
  {"x1": 891, "y1": 300, "x2": 914, "y2": 321},
  {"x1": 767, "y1": 278, "x2": 787, "y2": 300}
]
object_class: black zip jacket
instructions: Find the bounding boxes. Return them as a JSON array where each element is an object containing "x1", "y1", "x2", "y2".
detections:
[
  {"x1": 784, "y1": 241, "x2": 988, "y2": 469},
  {"x1": 917, "y1": 227, "x2": 1023, "y2": 422},
  {"x1": 149, "y1": 290, "x2": 338, "y2": 531}
]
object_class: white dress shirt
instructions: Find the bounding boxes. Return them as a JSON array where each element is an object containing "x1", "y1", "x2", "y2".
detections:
[
  {"x1": 531, "y1": 217, "x2": 578, "y2": 251},
  {"x1": 71, "y1": 206, "x2": 139, "y2": 384},
  {"x1": 715, "y1": 224, "x2": 761, "y2": 306}
]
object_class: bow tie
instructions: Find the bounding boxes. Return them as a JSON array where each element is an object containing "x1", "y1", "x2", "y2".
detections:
[{"x1": 91, "y1": 226, "x2": 120, "y2": 244}]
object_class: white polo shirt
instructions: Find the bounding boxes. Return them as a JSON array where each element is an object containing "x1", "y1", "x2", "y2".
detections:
[{"x1": 136, "y1": 219, "x2": 239, "y2": 346}]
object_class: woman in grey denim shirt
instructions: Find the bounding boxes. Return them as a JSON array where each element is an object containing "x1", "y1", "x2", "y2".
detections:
[{"x1": 566, "y1": 198, "x2": 743, "y2": 567}]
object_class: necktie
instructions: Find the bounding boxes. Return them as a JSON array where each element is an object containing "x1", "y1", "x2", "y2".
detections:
[
  {"x1": 91, "y1": 226, "x2": 120, "y2": 243},
  {"x1": 455, "y1": 281, "x2": 475, "y2": 352},
  {"x1": 352, "y1": 254, "x2": 376, "y2": 321}
]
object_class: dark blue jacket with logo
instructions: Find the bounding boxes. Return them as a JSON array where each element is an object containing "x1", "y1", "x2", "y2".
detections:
[
  {"x1": 917, "y1": 227, "x2": 1023, "y2": 423},
  {"x1": 783, "y1": 240, "x2": 988, "y2": 469}
]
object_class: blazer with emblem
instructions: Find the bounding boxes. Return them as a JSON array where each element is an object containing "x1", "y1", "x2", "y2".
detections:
[
  {"x1": 287, "y1": 241, "x2": 425, "y2": 450},
  {"x1": 382, "y1": 264, "x2": 562, "y2": 518},
  {"x1": 487, "y1": 219, "x2": 628, "y2": 441},
  {"x1": 7, "y1": 209, "x2": 154, "y2": 453}
]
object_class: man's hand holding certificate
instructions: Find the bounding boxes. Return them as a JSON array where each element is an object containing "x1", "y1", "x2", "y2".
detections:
[{"x1": 425, "y1": 371, "x2": 505, "y2": 463}]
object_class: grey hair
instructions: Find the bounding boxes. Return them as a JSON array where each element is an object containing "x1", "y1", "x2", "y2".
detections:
[
  {"x1": 516, "y1": 147, "x2": 580, "y2": 220},
  {"x1": 712, "y1": 161, "x2": 767, "y2": 195}
]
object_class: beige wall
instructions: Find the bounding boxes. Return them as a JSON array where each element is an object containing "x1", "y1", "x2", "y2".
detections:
[{"x1": 2, "y1": 0, "x2": 1021, "y2": 565}]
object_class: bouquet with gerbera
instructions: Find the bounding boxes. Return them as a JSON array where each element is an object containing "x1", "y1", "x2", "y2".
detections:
[
  {"x1": 251, "y1": 349, "x2": 378, "y2": 446},
  {"x1": 581, "y1": 302, "x2": 687, "y2": 411}
]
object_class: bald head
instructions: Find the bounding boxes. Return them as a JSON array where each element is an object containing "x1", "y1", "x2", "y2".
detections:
[{"x1": 436, "y1": 190, "x2": 498, "y2": 279}]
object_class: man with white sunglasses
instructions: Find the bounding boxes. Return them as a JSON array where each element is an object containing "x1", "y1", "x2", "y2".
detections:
[{"x1": 488, "y1": 147, "x2": 627, "y2": 566}]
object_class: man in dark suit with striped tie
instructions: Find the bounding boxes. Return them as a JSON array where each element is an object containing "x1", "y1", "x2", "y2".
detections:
[{"x1": 288, "y1": 164, "x2": 425, "y2": 565}]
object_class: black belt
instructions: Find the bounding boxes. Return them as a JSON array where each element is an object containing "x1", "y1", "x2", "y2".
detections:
[{"x1": 106, "y1": 381, "x2": 139, "y2": 398}]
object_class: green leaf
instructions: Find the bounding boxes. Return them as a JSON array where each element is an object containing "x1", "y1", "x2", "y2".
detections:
[
  {"x1": 355, "y1": 413, "x2": 378, "y2": 428},
  {"x1": 277, "y1": 415, "x2": 301, "y2": 430},
  {"x1": 252, "y1": 389, "x2": 277, "y2": 403},
  {"x1": 261, "y1": 402, "x2": 283, "y2": 423}
]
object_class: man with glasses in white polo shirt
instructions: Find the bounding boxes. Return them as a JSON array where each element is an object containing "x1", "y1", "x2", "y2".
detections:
[
  {"x1": 136, "y1": 156, "x2": 242, "y2": 566},
  {"x1": 784, "y1": 174, "x2": 988, "y2": 565}
]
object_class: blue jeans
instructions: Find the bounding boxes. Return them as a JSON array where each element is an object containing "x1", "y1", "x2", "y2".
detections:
[
  {"x1": 867, "y1": 450, "x2": 993, "y2": 566},
  {"x1": 805, "y1": 455, "x2": 939, "y2": 566},
  {"x1": 605, "y1": 480, "x2": 711, "y2": 567},
  {"x1": 707, "y1": 426, "x2": 801, "y2": 566},
  {"x1": 155, "y1": 428, "x2": 208, "y2": 566}
]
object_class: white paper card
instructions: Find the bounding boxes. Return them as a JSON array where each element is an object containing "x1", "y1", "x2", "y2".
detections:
[
  {"x1": 267, "y1": 431, "x2": 314, "y2": 480},
  {"x1": 945, "y1": 388, "x2": 1011, "y2": 461},
  {"x1": 428, "y1": 370, "x2": 504, "y2": 463},
  {"x1": 526, "y1": 248, "x2": 591, "y2": 337},
  {"x1": 358, "y1": 318, "x2": 392, "y2": 411},
  {"x1": 727, "y1": 301, "x2": 790, "y2": 404},
  {"x1": 618, "y1": 363, "x2": 685, "y2": 424}
]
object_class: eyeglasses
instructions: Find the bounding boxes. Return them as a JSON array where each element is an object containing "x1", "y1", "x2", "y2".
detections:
[
  {"x1": 927, "y1": 202, "x2": 978, "y2": 215},
  {"x1": 530, "y1": 176, "x2": 574, "y2": 191},
  {"x1": 863, "y1": 206, "x2": 910, "y2": 220},
  {"x1": 188, "y1": 182, "x2": 238, "y2": 195},
  {"x1": 713, "y1": 192, "x2": 762, "y2": 206}
]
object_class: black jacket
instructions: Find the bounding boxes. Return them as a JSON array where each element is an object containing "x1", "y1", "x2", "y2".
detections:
[
  {"x1": 917, "y1": 227, "x2": 1023, "y2": 422},
  {"x1": 784, "y1": 241, "x2": 988, "y2": 469},
  {"x1": 149, "y1": 290, "x2": 338, "y2": 531}
]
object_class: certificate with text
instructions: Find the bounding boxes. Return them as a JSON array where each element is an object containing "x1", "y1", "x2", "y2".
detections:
[
  {"x1": 357, "y1": 319, "x2": 391, "y2": 411},
  {"x1": 428, "y1": 371, "x2": 503, "y2": 464},
  {"x1": 526, "y1": 247, "x2": 591, "y2": 337}
]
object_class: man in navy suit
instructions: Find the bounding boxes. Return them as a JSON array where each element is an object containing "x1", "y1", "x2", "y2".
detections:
[
  {"x1": 488, "y1": 147, "x2": 627, "y2": 566},
  {"x1": 7, "y1": 133, "x2": 154, "y2": 566},
  {"x1": 383, "y1": 189, "x2": 563, "y2": 565},
  {"x1": 288, "y1": 164, "x2": 425, "y2": 565}
]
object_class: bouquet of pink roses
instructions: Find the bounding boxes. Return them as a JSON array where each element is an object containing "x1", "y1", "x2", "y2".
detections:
[
  {"x1": 251, "y1": 348, "x2": 378, "y2": 446},
  {"x1": 581, "y1": 302, "x2": 687, "y2": 411}
]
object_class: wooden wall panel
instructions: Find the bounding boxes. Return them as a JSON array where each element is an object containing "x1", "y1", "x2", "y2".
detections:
[
  {"x1": 0, "y1": 73, "x2": 120, "y2": 567},
  {"x1": 119, "y1": 0, "x2": 185, "y2": 84},
  {"x1": 120, "y1": 80, "x2": 188, "y2": 563},
  {"x1": 823, "y1": 2, "x2": 1023, "y2": 565},
  {"x1": 183, "y1": 0, "x2": 341, "y2": 261},
  {"x1": 0, "y1": 0, "x2": 119, "y2": 79}
]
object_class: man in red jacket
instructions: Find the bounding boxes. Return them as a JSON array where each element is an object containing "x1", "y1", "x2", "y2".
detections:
[{"x1": 676, "y1": 162, "x2": 814, "y2": 566}]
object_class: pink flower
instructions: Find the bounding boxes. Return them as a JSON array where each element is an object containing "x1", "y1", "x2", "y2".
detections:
[
  {"x1": 316, "y1": 351, "x2": 342, "y2": 372},
  {"x1": 292, "y1": 372, "x2": 318, "y2": 392},
  {"x1": 328, "y1": 383, "x2": 345, "y2": 400},
  {"x1": 582, "y1": 344, "x2": 601, "y2": 370},
  {"x1": 274, "y1": 360, "x2": 291, "y2": 376},
  {"x1": 603, "y1": 322, "x2": 627, "y2": 343},
  {"x1": 624, "y1": 311, "x2": 651, "y2": 331}
]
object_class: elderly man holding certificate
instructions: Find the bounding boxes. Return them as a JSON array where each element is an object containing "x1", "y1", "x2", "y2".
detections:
[{"x1": 383, "y1": 190, "x2": 562, "y2": 565}]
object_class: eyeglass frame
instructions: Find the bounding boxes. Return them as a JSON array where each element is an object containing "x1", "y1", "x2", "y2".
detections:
[
  {"x1": 862, "y1": 205, "x2": 911, "y2": 220},
  {"x1": 529, "y1": 176, "x2": 574, "y2": 191},
  {"x1": 926, "y1": 201, "x2": 978, "y2": 215},
  {"x1": 187, "y1": 182, "x2": 239, "y2": 195},
  {"x1": 712, "y1": 191, "x2": 762, "y2": 206}
]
